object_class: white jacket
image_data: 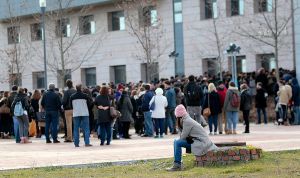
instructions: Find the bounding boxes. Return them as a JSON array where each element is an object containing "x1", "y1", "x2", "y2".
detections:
[{"x1": 149, "y1": 88, "x2": 168, "y2": 119}]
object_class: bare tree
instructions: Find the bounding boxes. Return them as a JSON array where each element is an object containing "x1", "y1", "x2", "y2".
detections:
[
  {"x1": 236, "y1": 0, "x2": 298, "y2": 81},
  {"x1": 0, "y1": 0, "x2": 33, "y2": 87},
  {"x1": 116, "y1": 0, "x2": 168, "y2": 82},
  {"x1": 38, "y1": 0, "x2": 103, "y2": 88}
]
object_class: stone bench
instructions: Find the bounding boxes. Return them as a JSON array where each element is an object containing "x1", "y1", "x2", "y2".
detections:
[{"x1": 195, "y1": 147, "x2": 262, "y2": 167}]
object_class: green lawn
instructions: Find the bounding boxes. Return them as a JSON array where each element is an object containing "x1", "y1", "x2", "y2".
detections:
[{"x1": 1, "y1": 150, "x2": 300, "y2": 178}]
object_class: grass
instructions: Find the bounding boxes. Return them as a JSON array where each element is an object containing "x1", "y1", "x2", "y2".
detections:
[{"x1": 1, "y1": 150, "x2": 300, "y2": 178}]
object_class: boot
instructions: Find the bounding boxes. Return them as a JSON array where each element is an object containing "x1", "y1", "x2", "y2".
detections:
[
  {"x1": 166, "y1": 163, "x2": 183, "y2": 171},
  {"x1": 24, "y1": 137, "x2": 32, "y2": 144},
  {"x1": 226, "y1": 130, "x2": 232, "y2": 135},
  {"x1": 233, "y1": 130, "x2": 237, "y2": 134}
]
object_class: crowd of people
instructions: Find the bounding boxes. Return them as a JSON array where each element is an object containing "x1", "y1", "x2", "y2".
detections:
[{"x1": 0, "y1": 68, "x2": 299, "y2": 148}]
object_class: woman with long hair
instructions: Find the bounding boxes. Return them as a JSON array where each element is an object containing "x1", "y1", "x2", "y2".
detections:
[
  {"x1": 31, "y1": 90, "x2": 41, "y2": 138},
  {"x1": 0, "y1": 91, "x2": 11, "y2": 138},
  {"x1": 95, "y1": 86, "x2": 112, "y2": 145}
]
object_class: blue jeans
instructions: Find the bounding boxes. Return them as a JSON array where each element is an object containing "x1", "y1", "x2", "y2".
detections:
[
  {"x1": 143, "y1": 111, "x2": 153, "y2": 136},
  {"x1": 99, "y1": 122, "x2": 112, "y2": 144},
  {"x1": 257, "y1": 108, "x2": 267, "y2": 124},
  {"x1": 45, "y1": 111, "x2": 59, "y2": 141},
  {"x1": 208, "y1": 114, "x2": 218, "y2": 133},
  {"x1": 165, "y1": 108, "x2": 175, "y2": 133},
  {"x1": 13, "y1": 116, "x2": 20, "y2": 143},
  {"x1": 73, "y1": 116, "x2": 90, "y2": 146},
  {"x1": 293, "y1": 106, "x2": 300, "y2": 125},
  {"x1": 174, "y1": 139, "x2": 191, "y2": 164},
  {"x1": 154, "y1": 118, "x2": 164, "y2": 136},
  {"x1": 226, "y1": 111, "x2": 238, "y2": 131}
]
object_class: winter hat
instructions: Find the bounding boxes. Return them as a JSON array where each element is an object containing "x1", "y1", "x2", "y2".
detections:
[
  {"x1": 175, "y1": 104, "x2": 188, "y2": 118},
  {"x1": 155, "y1": 87, "x2": 164, "y2": 95}
]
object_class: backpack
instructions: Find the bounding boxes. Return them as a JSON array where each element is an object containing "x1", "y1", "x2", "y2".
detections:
[
  {"x1": 231, "y1": 92, "x2": 240, "y2": 108},
  {"x1": 187, "y1": 84, "x2": 203, "y2": 102},
  {"x1": 14, "y1": 101, "x2": 24, "y2": 117}
]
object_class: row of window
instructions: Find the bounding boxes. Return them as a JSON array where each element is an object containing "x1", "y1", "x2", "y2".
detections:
[
  {"x1": 202, "y1": 0, "x2": 273, "y2": 20},
  {"x1": 203, "y1": 53, "x2": 275, "y2": 76},
  {"x1": 7, "y1": 6, "x2": 158, "y2": 44}
]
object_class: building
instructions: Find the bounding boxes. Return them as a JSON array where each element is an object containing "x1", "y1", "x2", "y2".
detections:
[
  {"x1": 295, "y1": 0, "x2": 300, "y2": 80},
  {"x1": 0, "y1": 0, "x2": 296, "y2": 90}
]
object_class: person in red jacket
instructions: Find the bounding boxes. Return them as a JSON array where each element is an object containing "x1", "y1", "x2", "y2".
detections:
[{"x1": 217, "y1": 81, "x2": 227, "y2": 134}]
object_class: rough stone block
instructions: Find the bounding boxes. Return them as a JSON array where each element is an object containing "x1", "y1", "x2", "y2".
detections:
[
  {"x1": 233, "y1": 156, "x2": 241, "y2": 161},
  {"x1": 228, "y1": 150, "x2": 236, "y2": 156}
]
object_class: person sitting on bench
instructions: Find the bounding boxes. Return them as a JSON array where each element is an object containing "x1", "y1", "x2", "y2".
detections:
[{"x1": 167, "y1": 104, "x2": 218, "y2": 171}]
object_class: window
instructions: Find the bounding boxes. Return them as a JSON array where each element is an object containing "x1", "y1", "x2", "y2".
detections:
[
  {"x1": 110, "y1": 65, "x2": 126, "y2": 84},
  {"x1": 7, "y1": 26, "x2": 20, "y2": 44},
  {"x1": 79, "y1": 15, "x2": 95, "y2": 35},
  {"x1": 174, "y1": 1, "x2": 183, "y2": 23},
  {"x1": 228, "y1": 56, "x2": 247, "y2": 73},
  {"x1": 9, "y1": 73, "x2": 22, "y2": 87},
  {"x1": 30, "y1": 23, "x2": 42, "y2": 41},
  {"x1": 256, "y1": 54, "x2": 275, "y2": 71},
  {"x1": 203, "y1": 0, "x2": 218, "y2": 19},
  {"x1": 140, "y1": 6, "x2": 158, "y2": 27},
  {"x1": 56, "y1": 18, "x2": 70, "y2": 37},
  {"x1": 33, "y1": 72, "x2": 45, "y2": 89},
  {"x1": 108, "y1": 11, "x2": 125, "y2": 31},
  {"x1": 227, "y1": 0, "x2": 244, "y2": 16},
  {"x1": 255, "y1": 0, "x2": 273, "y2": 13},
  {"x1": 83, "y1": 67, "x2": 96, "y2": 87},
  {"x1": 203, "y1": 58, "x2": 218, "y2": 76},
  {"x1": 57, "y1": 69, "x2": 71, "y2": 88}
]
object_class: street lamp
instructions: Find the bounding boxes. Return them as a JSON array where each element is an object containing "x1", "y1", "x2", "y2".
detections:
[
  {"x1": 226, "y1": 43, "x2": 241, "y2": 86},
  {"x1": 39, "y1": 0, "x2": 47, "y2": 89}
]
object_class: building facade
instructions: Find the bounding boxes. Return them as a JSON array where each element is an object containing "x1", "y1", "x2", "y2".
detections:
[
  {"x1": 0, "y1": 0, "x2": 296, "y2": 90},
  {"x1": 295, "y1": 0, "x2": 300, "y2": 80}
]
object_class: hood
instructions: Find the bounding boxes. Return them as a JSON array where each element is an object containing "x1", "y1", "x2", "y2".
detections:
[
  {"x1": 138, "y1": 91, "x2": 146, "y2": 97},
  {"x1": 218, "y1": 84, "x2": 226, "y2": 91},
  {"x1": 155, "y1": 88, "x2": 164, "y2": 95}
]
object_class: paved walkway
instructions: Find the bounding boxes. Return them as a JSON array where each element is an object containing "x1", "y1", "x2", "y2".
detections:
[{"x1": 0, "y1": 124, "x2": 300, "y2": 170}]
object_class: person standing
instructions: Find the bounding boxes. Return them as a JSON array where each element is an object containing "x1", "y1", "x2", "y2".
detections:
[
  {"x1": 240, "y1": 84, "x2": 252, "y2": 133},
  {"x1": 62, "y1": 79, "x2": 76, "y2": 143},
  {"x1": 30, "y1": 90, "x2": 41, "y2": 138},
  {"x1": 11, "y1": 88, "x2": 31, "y2": 144},
  {"x1": 277, "y1": 80, "x2": 292, "y2": 125},
  {"x1": 217, "y1": 81, "x2": 227, "y2": 134},
  {"x1": 41, "y1": 83, "x2": 62, "y2": 143},
  {"x1": 291, "y1": 78, "x2": 300, "y2": 125},
  {"x1": 0, "y1": 92, "x2": 11, "y2": 138},
  {"x1": 118, "y1": 90, "x2": 134, "y2": 139},
  {"x1": 183, "y1": 75, "x2": 207, "y2": 126},
  {"x1": 95, "y1": 86, "x2": 112, "y2": 145},
  {"x1": 223, "y1": 82, "x2": 240, "y2": 134},
  {"x1": 8, "y1": 85, "x2": 20, "y2": 143},
  {"x1": 149, "y1": 87, "x2": 168, "y2": 138},
  {"x1": 202, "y1": 83, "x2": 221, "y2": 135},
  {"x1": 164, "y1": 81, "x2": 177, "y2": 134},
  {"x1": 70, "y1": 84, "x2": 92, "y2": 147},
  {"x1": 255, "y1": 82, "x2": 268, "y2": 124},
  {"x1": 141, "y1": 84, "x2": 154, "y2": 137}
]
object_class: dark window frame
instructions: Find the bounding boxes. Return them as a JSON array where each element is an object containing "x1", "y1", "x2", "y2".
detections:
[
  {"x1": 30, "y1": 23, "x2": 42, "y2": 41},
  {"x1": 79, "y1": 15, "x2": 95, "y2": 35},
  {"x1": 56, "y1": 18, "x2": 70, "y2": 38},
  {"x1": 7, "y1": 26, "x2": 20, "y2": 44}
]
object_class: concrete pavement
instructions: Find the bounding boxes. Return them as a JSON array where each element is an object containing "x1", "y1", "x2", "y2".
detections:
[{"x1": 0, "y1": 124, "x2": 299, "y2": 170}]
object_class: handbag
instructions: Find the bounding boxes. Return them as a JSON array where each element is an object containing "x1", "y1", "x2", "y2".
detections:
[
  {"x1": 110, "y1": 106, "x2": 118, "y2": 118},
  {"x1": 149, "y1": 96, "x2": 156, "y2": 110},
  {"x1": 36, "y1": 112, "x2": 46, "y2": 122},
  {"x1": 203, "y1": 93, "x2": 211, "y2": 118},
  {"x1": 0, "y1": 104, "x2": 10, "y2": 114}
]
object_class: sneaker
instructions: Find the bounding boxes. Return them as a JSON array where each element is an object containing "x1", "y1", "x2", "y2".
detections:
[
  {"x1": 85, "y1": 144, "x2": 93, "y2": 147},
  {"x1": 219, "y1": 132, "x2": 223, "y2": 134},
  {"x1": 154, "y1": 135, "x2": 159, "y2": 138},
  {"x1": 166, "y1": 163, "x2": 183, "y2": 171},
  {"x1": 64, "y1": 140, "x2": 73, "y2": 143},
  {"x1": 75, "y1": 145, "x2": 79, "y2": 147},
  {"x1": 209, "y1": 132, "x2": 213, "y2": 136},
  {"x1": 160, "y1": 135, "x2": 164, "y2": 138},
  {"x1": 214, "y1": 132, "x2": 217, "y2": 135},
  {"x1": 46, "y1": 139, "x2": 52, "y2": 143}
]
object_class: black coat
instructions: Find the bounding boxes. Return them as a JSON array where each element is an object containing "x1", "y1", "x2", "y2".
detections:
[
  {"x1": 95, "y1": 94, "x2": 111, "y2": 123},
  {"x1": 240, "y1": 89, "x2": 252, "y2": 111},
  {"x1": 255, "y1": 88, "x2": 267, "y2": 108},
  {"x1": 202, "y1": 91, "x2": 221, "y2": 115}
]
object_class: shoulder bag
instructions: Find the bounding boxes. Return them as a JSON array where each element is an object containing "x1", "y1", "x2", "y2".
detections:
[{"x1": 203, "y1": 93, "x2": 211, "y2": 118}]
